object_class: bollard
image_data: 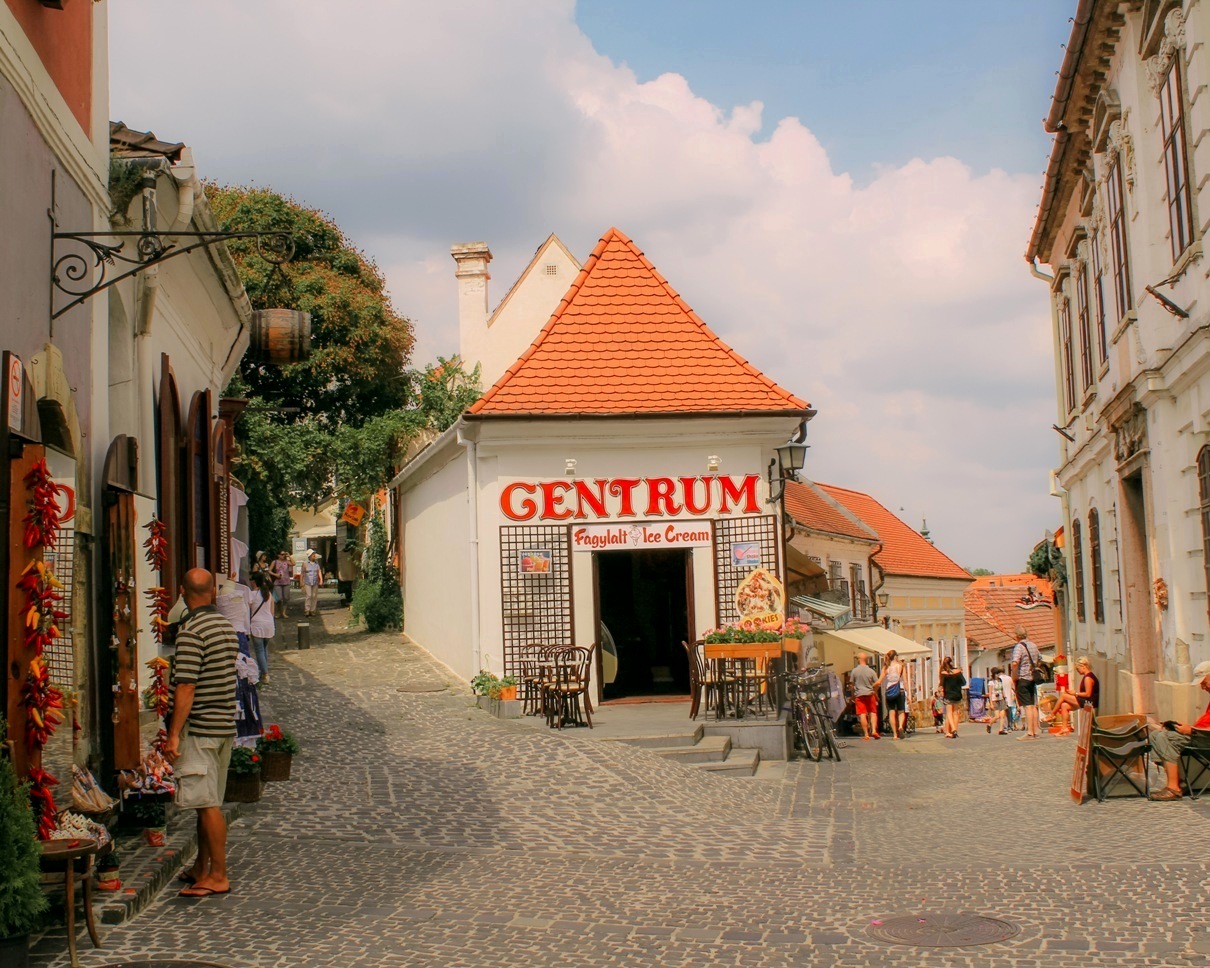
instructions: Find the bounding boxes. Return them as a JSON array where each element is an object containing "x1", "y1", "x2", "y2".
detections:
[{"x1": 297, "y1": 623, "x2": 310, "y2": 650}]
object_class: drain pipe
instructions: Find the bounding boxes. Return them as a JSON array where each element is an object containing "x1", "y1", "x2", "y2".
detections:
[{"x1": 456, "y1": 424, "x2": 482, "y2": 675}]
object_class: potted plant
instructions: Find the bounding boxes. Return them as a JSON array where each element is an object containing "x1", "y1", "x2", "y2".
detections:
[
  {"x1": 126, "y1": 794, "x2": 169, "y2": 846},
  {"x1": 491, "y1": 676, "x2": 517, "y2": 702},
  {"x1": 95, "y1": 845, "x2": 121, "y2": 892},
  {"x1": 224, "y1": 747, "x2": 264, "y2": 803},
  {"x1": 780, "y1": 617, "x2": 808, "y2": 652},
  {"x1": 470, "y1": 670, "x2": 499, "y2": 697},
  {"x1": 256, "y1": 724, "x2": 299, "y2": 782},
  {"x1": 0, "y1": 740, "x2": 48, "y2": 968}
]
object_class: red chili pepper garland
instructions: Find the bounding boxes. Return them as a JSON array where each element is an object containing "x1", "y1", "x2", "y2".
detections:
[
  {"x1": 143, "y1": 519, "x2": 170, "y2": 645},
  {"x1": 22, "y1": 656, "x2": 64, "y2": 750},
  {"x1": 22, "y1": 459, "x2": 62, "y2": 550},
  {"x1": 17, "y1": 560, "x2": 65, "y2": 658},
  {"x1": 28, "y1": 767, "x2": 59, "y2": 840},
  {"x1": 146, "y1": 656, "x2": 171, "y2": 753}
]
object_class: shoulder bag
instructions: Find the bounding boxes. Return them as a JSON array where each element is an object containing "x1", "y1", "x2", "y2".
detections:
[{"x1": 1029, "y1": 644, "x2": 1045, "y2": 683}]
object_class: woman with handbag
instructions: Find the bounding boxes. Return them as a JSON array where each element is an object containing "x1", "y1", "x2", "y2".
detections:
[
  {"x1": 881, "y1": 650, "x2": 910, "y2": 740},
  {"x1": 939, "y1": 656, "x2": 966, "y2": 739},
  {"x1": 1010, "y1": 624, "x2": 1045, "y2": 740}
]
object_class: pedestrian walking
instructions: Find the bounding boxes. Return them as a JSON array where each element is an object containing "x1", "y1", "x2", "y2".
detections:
[
  {"x1": 214, "y1": 573, "x2": 263, "y2": 745},
  {"x1": 302, "y1": 549, "x2": 323, "y2": 617},
  {"x1": 850, "y1": 652, "x2": 880, "y2": 740},
  {"x1": 939, "y1": 656, "x2": 965, "y2": 739},
  {"x1": 1010, "y1": 625, "x2": 1043, "y2": 740},
  {"x1": 164, "y1": 568, "x2": 239, "y2": 898},
  {"x1": 270, "y1": 550, "x2": 293, "y2": 619},
  {"x1": 249, "y1": 572, "x2": 275, "y2": 686},
  {"x1": 930, "y1": 688, "x2": 945, "y2": 732},
  {"x1": 881, "y1": 649, "x2": 910, "y2": 740},
  {"x1": 250, "y1": 550, "x2": 270, "y2": 583}
]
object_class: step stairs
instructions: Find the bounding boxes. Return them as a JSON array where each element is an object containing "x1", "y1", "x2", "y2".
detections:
[{"x1": 605, "y1": 724, "x2": 761, "y2": 777}]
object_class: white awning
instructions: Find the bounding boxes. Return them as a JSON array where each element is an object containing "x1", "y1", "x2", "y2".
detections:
[
  {"x1": 811, "y1": 626, "x2": 931, "y2": 676},
  {"x1": 791, "y1": 594, "x2": 851, "y2": 623}
]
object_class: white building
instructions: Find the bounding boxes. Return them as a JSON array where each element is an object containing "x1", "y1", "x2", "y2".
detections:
[
  {"x1": 1028, "y1": 0, "x2": 1210, "y2": 718},
  {"x1": 392, "y1": 228, "x2": 812, "y2": 699}
]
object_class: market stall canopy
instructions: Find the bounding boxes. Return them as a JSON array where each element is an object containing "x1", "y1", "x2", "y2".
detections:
[
  {"x1": 811, "y1": 625, "x2": 931, "y2": 677},
  {"x1": 790, "y1": 594, "x2": 851, "y2": 628},
  {"x1": 785, "y1": 540, "x2": 826, "y2": 581}
]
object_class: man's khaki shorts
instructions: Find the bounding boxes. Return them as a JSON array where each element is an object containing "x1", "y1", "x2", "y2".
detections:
[{"x1": 174, "y1": 728, "x2": 234, "y2": 809}]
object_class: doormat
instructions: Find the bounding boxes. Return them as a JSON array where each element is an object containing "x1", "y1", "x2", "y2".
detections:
[{"x1": 599, "y1": 696, "x2": 691, "y2": 706}]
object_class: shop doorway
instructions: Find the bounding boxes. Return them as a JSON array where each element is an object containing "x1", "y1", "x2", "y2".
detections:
[{"x1": 594, "y1": 549, "x2": 693, "y2": 701}]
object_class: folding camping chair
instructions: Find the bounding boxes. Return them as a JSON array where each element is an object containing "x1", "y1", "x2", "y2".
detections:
[
  {"x1": 1178, "y1": 727, "x2": 1210, "y2": 801},
  {"x1": 1089, "y1": 717, "x2": 1150, "y2": 802}
]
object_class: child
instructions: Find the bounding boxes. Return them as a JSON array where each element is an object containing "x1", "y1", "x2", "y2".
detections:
[{"x1": 930, "y1": 688, "x2": 945, "y2": 733}]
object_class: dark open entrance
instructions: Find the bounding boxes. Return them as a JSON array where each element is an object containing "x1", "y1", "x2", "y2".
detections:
[{"x1": 595, "y1": 549, "x2": 691, "y2": 701}]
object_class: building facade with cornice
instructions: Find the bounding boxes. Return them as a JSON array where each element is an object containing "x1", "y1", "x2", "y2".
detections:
[{"x1": 1028, "y1": 0, "x2": 1210, "y2": 719}]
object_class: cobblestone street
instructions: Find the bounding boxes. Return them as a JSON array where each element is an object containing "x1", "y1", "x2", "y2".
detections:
[{"x1": 30, "y1": 612, "x2": 1210, "y2": 967}]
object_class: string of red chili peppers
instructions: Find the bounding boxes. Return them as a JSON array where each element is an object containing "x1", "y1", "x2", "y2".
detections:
[
  {"x1": 143, "y1": 518, "x2": 171, "y2": 646},
  {"x1": 19, "y1": 459, "x2": 65, "y2": 838}
]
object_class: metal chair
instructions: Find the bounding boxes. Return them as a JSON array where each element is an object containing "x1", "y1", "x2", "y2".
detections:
[
  {"x1": 544, "y1": 646, "x2": 593, "y2": 729},
  {"x1": 681, "y1": 641, "x2": 720, "y2": 720},
  {"x1": 1179, "y1": 726, "x2": 1210, "y2": 800},
  {"x1": 1089, "y1": 718, "x2": 1150, "y2": 802}
]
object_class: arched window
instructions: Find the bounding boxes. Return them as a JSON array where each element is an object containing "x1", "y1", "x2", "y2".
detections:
[
  {"x1": 1072, "y1": 517, "x2": 1086, "y2": 623},
  {"x1": 1199, "y1": 446, "x2": 1210, "y2": 611},
  {"x1": 1088, "y1": 509, "x2": 1105, "y2": 624}
]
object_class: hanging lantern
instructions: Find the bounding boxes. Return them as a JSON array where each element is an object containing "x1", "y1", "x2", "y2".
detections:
[{"x1": 249, "y1": 309, "x2": 311, "y2": 364}]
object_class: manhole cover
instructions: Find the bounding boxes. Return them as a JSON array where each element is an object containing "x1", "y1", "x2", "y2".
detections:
[
  {"x1": 866, "y1": 912, "x2": 1020, "y2": 948},
  {"x1": 96, "y1": 962, "x2": 234, "y2": 968}
]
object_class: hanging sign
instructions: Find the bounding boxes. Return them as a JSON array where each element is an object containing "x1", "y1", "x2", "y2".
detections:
[
  {"x1": 572, "y1": 521, "x2": 712, "y2": 551},
  {"x1": 6, "y1": 353, "x2": 24, "y2": 433},
  {"x1": 731, "y1": 541, "x2": 760, "y2": 571},
  {"x1": 518, "y1": 549, "x2": 552, "y2": 574},
  {"x1": 734, "y1": 567, "x2": 785, "y2": 630},
  {"x1": 501, "y1": 474, "x2": 760, "y2": 522},
  {"x1": 340, "y1": 501, "x2": 366, "y2": 527}
]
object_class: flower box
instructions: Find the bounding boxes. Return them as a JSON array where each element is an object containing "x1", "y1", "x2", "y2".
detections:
[
  {"x1": 224, "y1": 772, "x2": 263, "y2": 803},
  {"x1": 260, "y1": 750, "x2": 293, "y2": 782}
]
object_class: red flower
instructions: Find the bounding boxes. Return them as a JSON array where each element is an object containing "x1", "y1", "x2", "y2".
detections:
[{"x1": 251, "y1": 754, "x2": 260, "y2": 762}]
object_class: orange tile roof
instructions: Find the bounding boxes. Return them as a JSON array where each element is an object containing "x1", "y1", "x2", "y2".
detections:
[
  {"x1": 784, "y1": 480, "x2": 878, "y2": 542},
  {"x1": 964, "y1": 579, "x2": 1058, "y2": 653},
  {"x1": 815, "y1": 483, "x2": 972, "y2": 581},
  {"x1": 468, "y1": 228, "x2": 810, "y2": 416}
]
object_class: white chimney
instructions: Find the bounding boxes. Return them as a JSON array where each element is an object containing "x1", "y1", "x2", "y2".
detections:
[{"x1": 451, "y1": 242, "x2": 492, "y2": 368}]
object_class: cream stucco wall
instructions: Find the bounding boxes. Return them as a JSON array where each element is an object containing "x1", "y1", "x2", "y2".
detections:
[{"x1": 1038, "y1": 3, "x2": 1210, "y2": 716}]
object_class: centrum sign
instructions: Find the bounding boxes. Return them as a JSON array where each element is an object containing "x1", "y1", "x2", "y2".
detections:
[
  {"x1": 573, "y1": 521, "x2": 713, "y2": 551},
  {"x1": 501, "y1": 474, "x2": 760, "y2": 522}
]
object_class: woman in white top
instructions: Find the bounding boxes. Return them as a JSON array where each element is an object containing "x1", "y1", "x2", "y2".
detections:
[
  {"x1": 248, "y1": 572, "x2": 276, "y2": 684},
  {"x1": 879, "y1": 650, "x2": 910, "y2": 740}
]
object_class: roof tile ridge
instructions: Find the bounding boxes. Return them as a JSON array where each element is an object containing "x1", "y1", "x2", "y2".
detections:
[
  {"x1": 469, "y1": 232, "x2": 610, "y2": 414},
  {"x1": 801, "y1": 479, "x2": 880, "y2": 540},
  {"x1": 613, "y1": 233, "x2": 807, "y2": 410}
]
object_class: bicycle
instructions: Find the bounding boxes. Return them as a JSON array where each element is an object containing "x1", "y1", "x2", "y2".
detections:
[{"x1": 780, "y1": 666, "x2": 842, "y2": 763}]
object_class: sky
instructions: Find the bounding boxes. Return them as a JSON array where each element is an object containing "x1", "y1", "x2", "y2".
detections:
[{"x1": 108, "y1": 0, "x2": 1075, "y2": 573}]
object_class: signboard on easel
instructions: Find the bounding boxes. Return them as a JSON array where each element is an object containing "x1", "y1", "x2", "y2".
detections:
[{"x1": 1070, "y1": 706, "x2": 1094, "y2": 803}]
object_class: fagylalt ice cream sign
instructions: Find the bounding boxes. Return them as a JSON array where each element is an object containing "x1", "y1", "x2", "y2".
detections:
[
  {"x1": 500, "y1": 474, "x2": 760, "y2": 522},
  {"x1": 572, "y1": 522, "x2": 713, "y2": 551}
]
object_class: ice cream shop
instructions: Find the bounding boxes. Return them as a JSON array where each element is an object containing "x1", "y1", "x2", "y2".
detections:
[{"x1": 391, "y1": 228, "x2": 812, "y2": 702}]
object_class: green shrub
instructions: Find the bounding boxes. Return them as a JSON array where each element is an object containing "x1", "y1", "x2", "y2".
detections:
[
  {"x1": 0, "y1": 729, "x2": 48, "y2": 938},
  {"x1": 350, "y1": 510, "x2": 402, "y2": 633}
]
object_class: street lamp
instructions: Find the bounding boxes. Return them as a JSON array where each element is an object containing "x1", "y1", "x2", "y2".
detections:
[{"x1": 767, "y1": 439, "x2": 809, "y2": 503}]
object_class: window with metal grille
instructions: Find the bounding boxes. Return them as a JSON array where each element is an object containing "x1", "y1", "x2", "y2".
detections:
[
  {"x1": 1075, "y1": 264, "x2": 1094, "y2": 390},
  {"x1": 1200, "y1": 446, "x2": 1210, "y2": 617},
  {"x1": 499, "y1": 525, "x2": 573, "y2": 687},
  {"x1": 544, "y1": 264, "x2": 558, "y2": 275},
  {"x1": 1059, "y1": 296, "x2": 1075, "y2": 413},
  {"x1": 1160, "y1": 60, "x2": 1195, "y2": 262},
  {"x1": 849, "y1": 562, "x2": 862, "y2": 610},
  {"x1": 1071, "y1": 517, "x2": 1086, "y2": 623},
  {"x1": 713, "y1": 515, "x2": 781, "y2": 625},
  {"x1": 1090, "y1": 229, "x2": 1108, "y2": 364},
  {"x1": 1106, "y1": 162, "x2": 1131, "y2": 321},
  {"x1": 1088, "y1": 508, "x2": 1105, "y2": 624}
]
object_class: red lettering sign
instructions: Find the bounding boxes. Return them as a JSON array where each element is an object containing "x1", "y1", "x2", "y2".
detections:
[{"x1": 500, "y1": 475, "x2": 762, "y2": 522}]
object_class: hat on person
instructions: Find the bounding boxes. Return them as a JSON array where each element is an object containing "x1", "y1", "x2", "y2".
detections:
[
  {"x1": 1191, "y1": 660, "x2": 1210, "y2": 684},
  {"x1": 308, "y1": 549, "x2": 318, "y2": 559}
]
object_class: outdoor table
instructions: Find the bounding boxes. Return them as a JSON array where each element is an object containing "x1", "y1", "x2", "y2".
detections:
[
  {"x1": 700, "y1": 643, "x2": 788, "y2": 719},
  {"x1": 39, "y1": 836, "x2": 101, "y2": 967}
]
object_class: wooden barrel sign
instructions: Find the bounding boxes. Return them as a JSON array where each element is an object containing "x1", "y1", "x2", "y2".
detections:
[{"x1": 250, "y1": 309, "x2": 311, "y2": 364}]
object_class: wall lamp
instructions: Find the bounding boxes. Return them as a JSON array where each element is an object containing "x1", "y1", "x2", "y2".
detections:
[
  {"x1": 877, "y1": 591, "x2": 889, "y2": 607},
  {"x1": 564, "y1": 458, "x2": 577, "y2": 476},
  {"x1": 767, "y1": 439, "x2": 809, "y2": 503}
]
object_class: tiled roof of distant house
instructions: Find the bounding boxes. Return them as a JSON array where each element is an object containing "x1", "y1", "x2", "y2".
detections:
[
  {"x1": 964, "y1": 577, "x2": 1058, "y2": 652},
  {"x1": 784, "y1": 480, "x2": 878, "y2": 542}
]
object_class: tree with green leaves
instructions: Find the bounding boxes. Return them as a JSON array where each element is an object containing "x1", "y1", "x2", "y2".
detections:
[
  {"x1": 0, "y1": 722, "x2": 47, "y2": 942},
  {"x1": 207, "y1": 185, "x2": 480, "y2": 555}
]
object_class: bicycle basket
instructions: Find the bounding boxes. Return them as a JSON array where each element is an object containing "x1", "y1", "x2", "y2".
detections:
[{"x1": 799, "y1": 672, "x2": 832, "y2": 702}]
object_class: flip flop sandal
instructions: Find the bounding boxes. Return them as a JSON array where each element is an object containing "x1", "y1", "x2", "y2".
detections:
[
  {"x1": 178, "y1": 886, "x2": 231, "y2": 898},
  {"x1": 176, "y1": 872, "x2": 197, "y2": 885},
  {"x1": 1149, "y1": 788, "x2": 1182, "y2": 801}
]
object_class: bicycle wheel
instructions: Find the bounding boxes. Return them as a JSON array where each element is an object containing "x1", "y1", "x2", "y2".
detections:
[
  {"x1": 817, "y1": 705, "x2": 842, "y2": 762},
  {"x1": 797, "y1": 699, "x2": 823, "y2": 762}
]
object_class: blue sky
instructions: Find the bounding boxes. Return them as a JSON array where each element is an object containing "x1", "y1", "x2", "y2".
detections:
[
  {"x1": 110, "y1": 1, "x2": 1076, "y2": 571},
  {"x1": 577, "y1": 0, "x2": 1072, "y2": 179}
]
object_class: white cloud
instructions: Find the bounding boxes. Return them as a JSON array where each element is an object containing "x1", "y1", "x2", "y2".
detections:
[{"x1": 108, "y1": 0, "x2": 1057, "y2": 572}]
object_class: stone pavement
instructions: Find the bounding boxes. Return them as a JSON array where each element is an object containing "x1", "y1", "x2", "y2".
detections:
[{"x1": 29, "y1": 610, "x2": 1210, "y2": 967}]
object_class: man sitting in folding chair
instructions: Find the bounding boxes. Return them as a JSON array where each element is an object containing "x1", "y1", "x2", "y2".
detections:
[{"x1": 1148, "y1": 661, "x2": 1210, "y2": 801}]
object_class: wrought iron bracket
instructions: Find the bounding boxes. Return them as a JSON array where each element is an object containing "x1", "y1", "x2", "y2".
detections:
[{"x1": 50, "y1": 229, "x2": 294, "y2": 320}]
